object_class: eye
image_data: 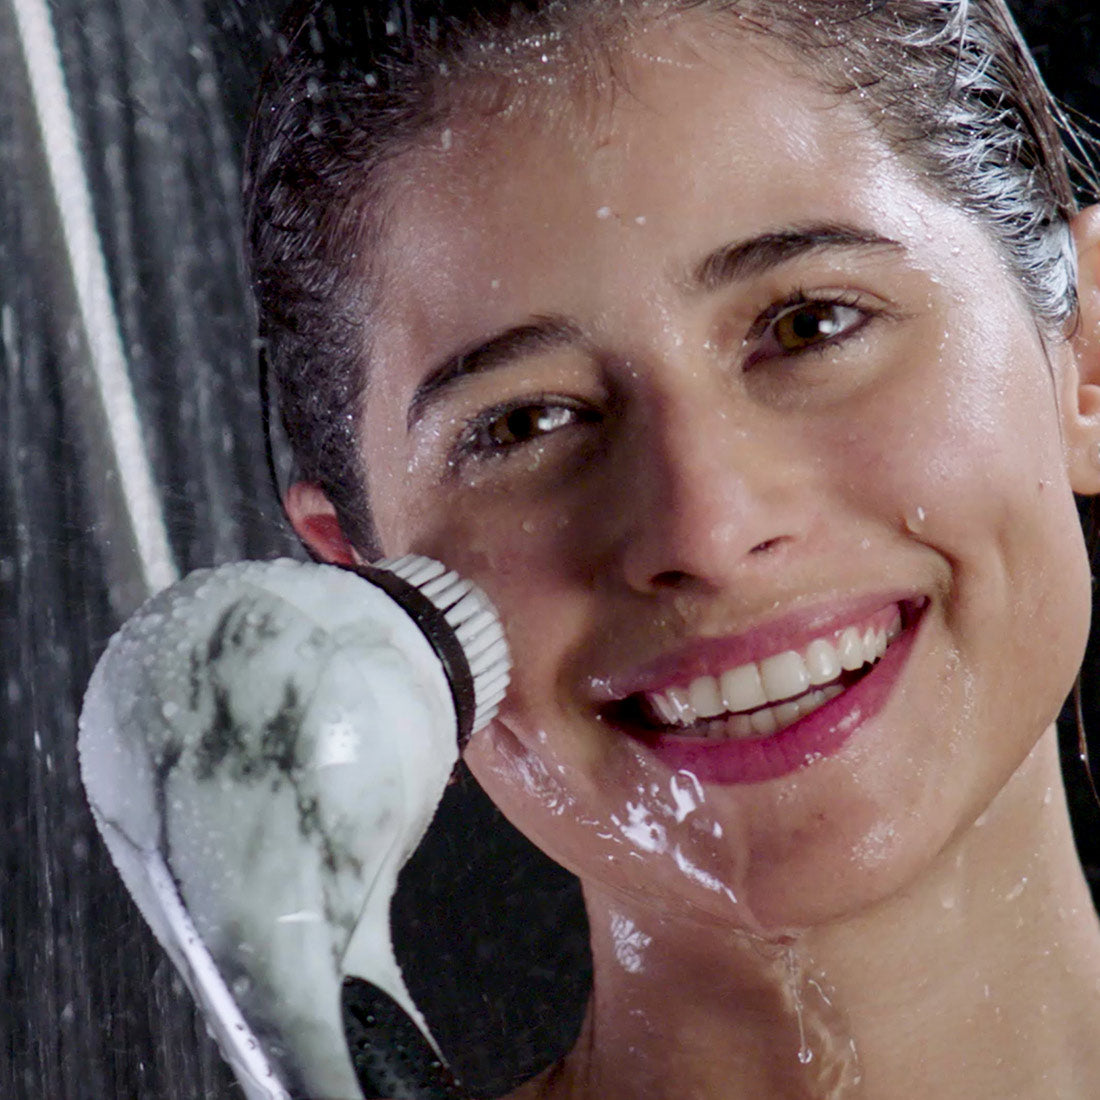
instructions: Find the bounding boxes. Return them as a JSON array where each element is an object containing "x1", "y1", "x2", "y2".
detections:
[
  {"x1": 774, "y1": 300, "x2": 864, "y2": 350},
  {"x1": 455, "y1": 398, "x2": 594, "y2": 462},
  {"x1": 483, "y1": 404, "x2": 575, "y2": 447},
  {"x1": 748, "y1": 295, "x2": 872, "y2": 364}
]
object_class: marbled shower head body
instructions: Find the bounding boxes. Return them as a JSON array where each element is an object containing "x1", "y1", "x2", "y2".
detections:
[{"x1": 78, "y1": 557, "x2": 509, "y2": 1100}]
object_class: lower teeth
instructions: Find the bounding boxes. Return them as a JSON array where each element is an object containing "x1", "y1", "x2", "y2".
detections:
[
  {"x1": 668, "y1": 681, "x2": 846, "y2": 739},
  {"x1": 729, "y1": 683, "x2": 845, "y2": 737}
]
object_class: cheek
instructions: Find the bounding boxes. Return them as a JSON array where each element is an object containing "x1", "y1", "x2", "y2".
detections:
[
  {"x1": 815, "y1": 330, "x2": 1091, "y2": 777},
  {"x1": 826, "y1": 320, "x2": 1074, "y2": 562},
  {"x1": 399, "y1": 494, "x2": 599, "y2": 741},
  {"x1": 390, "y1": 470, "x2": 626, "y2": 692}
]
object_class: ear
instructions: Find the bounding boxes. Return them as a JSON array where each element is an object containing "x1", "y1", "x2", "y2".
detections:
[
  {"x1": 284, "y1": 481, "x2": 361, "y2": 566},
  {"x1": 1066, "y1": 205, "x2": 1100, "y2": 495}
]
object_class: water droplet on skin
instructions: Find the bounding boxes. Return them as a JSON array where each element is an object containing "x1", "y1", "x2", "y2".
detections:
[
  {"x1": 596, "y1": 205, "x2": 612, "y2": 219},
  {"x1": 609, "y1": 912, "x2": 652, "y2": 974},
  {"x1": 669, "y1": 770, "x2": 705, "y2": 823},
  {"x1": 521, "y1": 518, "x2": 536, "y2": 534},
  {"x1": 440, "y1": 127, "x2": 453, "y2": 150},
  {"x1": 490, "y1": 277, "x2": 501, "y2": 290},
  {"x1": 634, "y1": 214, "x2": 647, "y2": 225},
  {"x1": 904, "y1": 505, "x2": 927, "y2": 534},
  {"x1": 1043, "y1": 786, "x2": 1053, "y2": 805}
]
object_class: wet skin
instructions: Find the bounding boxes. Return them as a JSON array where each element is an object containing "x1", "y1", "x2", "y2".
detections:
[
  {"x1": 288, "y1": 15, "x2": 1100, "y2": 1098},
  {"x1": 342, "y1": 21, "x2": 1095, "y2": 928}
]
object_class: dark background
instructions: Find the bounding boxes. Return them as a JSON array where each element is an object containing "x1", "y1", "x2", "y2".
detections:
[{"x1": 3, "y1": 2, "x2": 1099, "y2": 1098}]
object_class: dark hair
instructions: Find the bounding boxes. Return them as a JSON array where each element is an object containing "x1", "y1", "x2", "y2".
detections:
[{"x1": 244, "y1": 0, "x2": 1093, "y2": 553}]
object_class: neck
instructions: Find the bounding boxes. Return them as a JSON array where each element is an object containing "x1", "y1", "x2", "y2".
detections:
[{"x1": 564, "y1": 729, "x2": 1100, "y2": 1100}]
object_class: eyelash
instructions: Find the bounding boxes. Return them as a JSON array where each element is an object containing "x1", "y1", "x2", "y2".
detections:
[{"x1": 449, "y1": 290, "x2": 878, "y2": 465}]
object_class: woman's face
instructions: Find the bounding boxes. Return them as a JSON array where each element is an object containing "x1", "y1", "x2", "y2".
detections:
[{"x1": 350, "y1": 20, "x2": 1096, "y2": 930}]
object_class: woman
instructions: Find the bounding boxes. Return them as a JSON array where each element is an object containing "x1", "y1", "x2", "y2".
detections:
[{"x1": 246, "y1": 0, "x2": 1100, "y2": 1095}]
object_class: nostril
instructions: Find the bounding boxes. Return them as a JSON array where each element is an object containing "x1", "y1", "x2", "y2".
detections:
[{"x1": 650, "y1": 569, "x2": 694, "y2": 589}]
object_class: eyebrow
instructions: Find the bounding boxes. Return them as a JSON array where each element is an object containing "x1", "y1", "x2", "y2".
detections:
[
  {"x1": 408, "y1": 316, "x2": 583, "y2": 428},
  {"x1": 408, "y1": 223, "x2": 903, "y2": 427},
  {"x1": 690, "y1": 223, "x2": 903, "y2": 292}
]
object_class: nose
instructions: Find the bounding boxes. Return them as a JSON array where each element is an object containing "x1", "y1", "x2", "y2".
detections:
[{"x1": 609, "y1": 386, "x2": 814, "y2": 597}]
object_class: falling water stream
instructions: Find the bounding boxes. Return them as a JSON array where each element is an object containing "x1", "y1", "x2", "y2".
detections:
[
  {"x1": 780, "y1": 946, "x2": 862, "y2": 1098},
  {"x1": 2, "y1": 1, "x2": 1099, "y2": 1098},
  {"x1": 0, "y1": 1, "x2": 587, "y2": 1096}
]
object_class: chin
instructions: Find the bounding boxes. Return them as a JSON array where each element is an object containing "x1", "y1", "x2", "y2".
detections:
[{"x1": 733, "y1": 814, "x2": 940, "y2": 933}]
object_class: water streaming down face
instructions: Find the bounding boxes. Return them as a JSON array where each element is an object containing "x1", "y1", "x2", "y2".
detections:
[{"x1": 5, "y1": 2, "x2": 1100, "y2": 1099}]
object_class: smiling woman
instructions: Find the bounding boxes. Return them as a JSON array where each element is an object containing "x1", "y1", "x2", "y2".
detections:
[{"x1": 246, "y1": 1, "x2": 1100, "y2": 1097}]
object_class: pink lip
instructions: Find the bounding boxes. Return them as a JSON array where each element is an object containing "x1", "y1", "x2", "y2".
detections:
[
  {"x1": 591, "y1": 591, "x2": 920, "y2": 702},
  {"x1": 626, "y1": 604, "x2": 925, "y2": 784}
]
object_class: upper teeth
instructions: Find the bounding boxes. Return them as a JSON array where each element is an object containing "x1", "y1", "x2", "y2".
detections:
[{"x1": 646, "y1": 612, "x2": 902, "y2": 728}]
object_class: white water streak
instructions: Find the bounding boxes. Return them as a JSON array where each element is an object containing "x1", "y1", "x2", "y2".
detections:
[{"x1": 12, "y1": 0, "x2": 178, "y2": 595}]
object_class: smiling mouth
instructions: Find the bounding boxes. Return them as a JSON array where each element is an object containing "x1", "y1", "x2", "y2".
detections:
[{"x1": 605, "y1": 600, "x2": 923, "y2": 742}]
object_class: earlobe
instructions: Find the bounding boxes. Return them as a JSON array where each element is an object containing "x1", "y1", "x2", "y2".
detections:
[
  {"x1": 284, "y1": 481, "x2": 361, "y2": 566},
  {"x1": 1066, "y1": 206, "x2": 1100, "y2": 495}
]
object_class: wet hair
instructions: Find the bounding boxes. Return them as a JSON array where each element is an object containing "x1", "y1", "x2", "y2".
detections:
[{"x1": 243, "y1": 0, "x2": 1095, "y2": 553}]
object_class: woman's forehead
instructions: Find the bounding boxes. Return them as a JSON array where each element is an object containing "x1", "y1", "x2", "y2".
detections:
[
  {"x1": 396, "y1": 15, "x2": 843, "y2": 194},
  {"x1": 367, "y1": 24, "x2": 931, "y2": 373}
]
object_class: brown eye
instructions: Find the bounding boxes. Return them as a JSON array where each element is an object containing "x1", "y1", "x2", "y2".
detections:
[
  {"x1": 483, "y1": 404, "x2": 576, "y2": 448},
  {"x1": 771, "y1": 301, "x2": 865, "y2": 353},
  {"x1": 452, "y1": 397, "x2": 601, "y2": 471}
]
